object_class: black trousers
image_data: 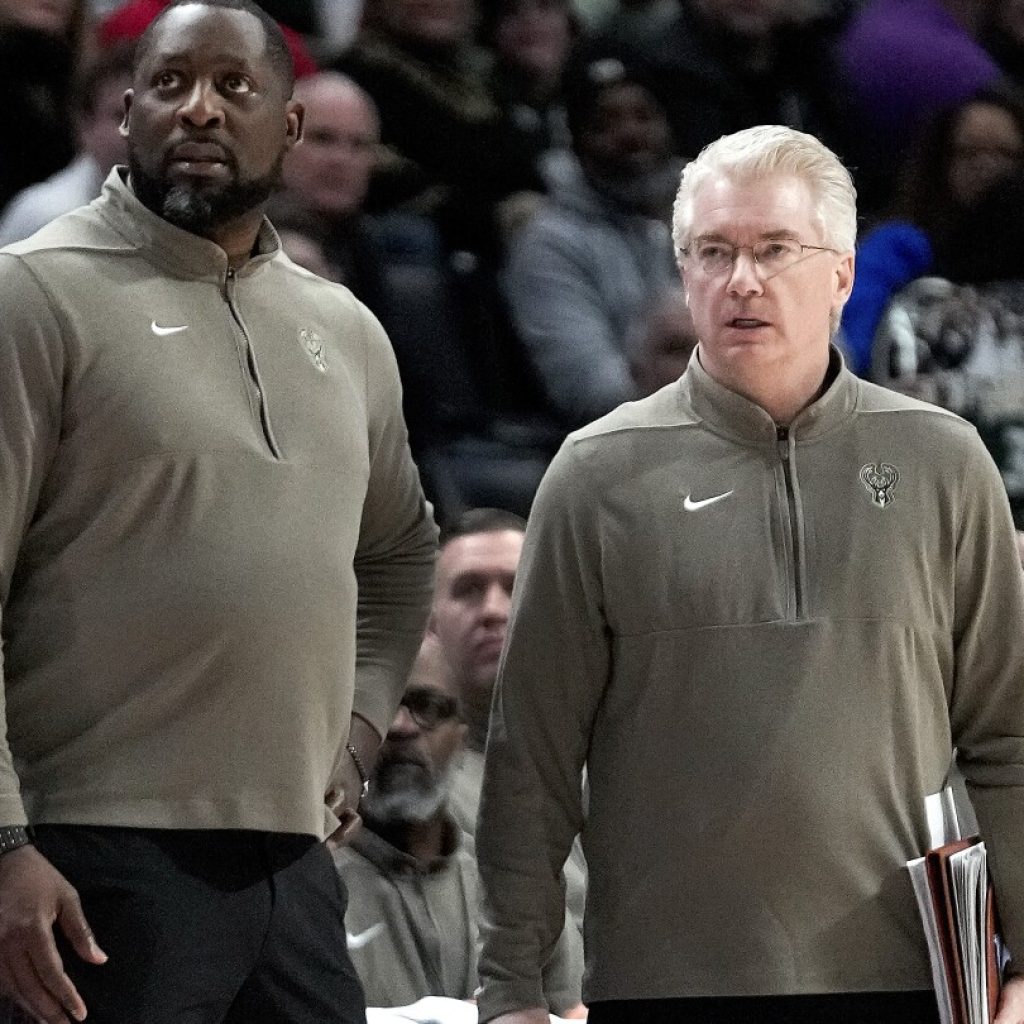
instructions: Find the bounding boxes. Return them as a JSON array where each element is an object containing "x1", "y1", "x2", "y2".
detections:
[
  {"x1": 589, "y1": 992, "x2": 941, "y2": 1023},
  {"x1": 28, "y1": 825, "x2": 366, "y2": 1024}
]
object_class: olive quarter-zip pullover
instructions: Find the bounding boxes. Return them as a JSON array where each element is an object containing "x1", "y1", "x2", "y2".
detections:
[
  {"x1": 476, "y1": 349, "x2": 1024, "y2": 1020},
  {"x1": 0, "y1": 170, "x2": 437, "y2": 837}
]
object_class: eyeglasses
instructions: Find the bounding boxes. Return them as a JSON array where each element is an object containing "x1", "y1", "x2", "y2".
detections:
[
  {"x1": 679, "y1": 238, "x2": 837, "y2": 279},
  {"x1": 400, "y1": 687, "x2": 460, "y2": 731}
]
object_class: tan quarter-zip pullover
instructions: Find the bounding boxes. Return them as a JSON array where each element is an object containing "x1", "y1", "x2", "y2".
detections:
[
  {"x1": 476, "y1": 350, "x2": 1024, "y2": 1019},
  {"x1": 0, "y1": 170, "x2": 437, "y2": 837}
]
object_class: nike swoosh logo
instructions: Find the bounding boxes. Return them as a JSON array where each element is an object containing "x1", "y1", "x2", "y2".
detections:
[
  {"x1": 151, "y1": 321, "x2": 189, "y2": 336},
  {"x1": 346, "y1": 922, "x2": 385, "y2": 949},
  {"x1": 683, "y1": 490, "x2": 734, "y2": 511}
]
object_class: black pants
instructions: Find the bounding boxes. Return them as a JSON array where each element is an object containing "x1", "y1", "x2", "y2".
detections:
[
  {"x1": 28, "y1": 825, "x2": 366, "y2": 1024},
  {"x1": 589, "y1": 991, "x2": 941, "y2": 1023}
]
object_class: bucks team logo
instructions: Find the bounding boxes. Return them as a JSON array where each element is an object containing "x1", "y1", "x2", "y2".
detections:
[
  {"x1": 860, "y1": 463, "x2": 900, "y2": 508},
  {"x1": 299, "y1": 328, "x2": 327, "y2": 373}
]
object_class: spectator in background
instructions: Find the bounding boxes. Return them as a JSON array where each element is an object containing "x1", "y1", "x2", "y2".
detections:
[
  {"x1": 835, "y1": 0, "x2": 1001, "y2": 215},
  {"x1": 872, "y1": 173, "x2": 1024, "y2": 527},
  {"x1": 334, "y1": 635, "x2": 585, "y2": 1015},
  {"x1": 0, "y1": 46, "x2": 132, "y2": 245},
  {"x1": 275, "y1": 73, "x2": 557, "y2": 522},
  {"x1": 0, "y1": 0, "x2": 87, "y2": 212},
  {"x1": 428, "y1": 509, "x2": 588, "y2": 937},
  {"x1": 334, "y1": 0, "x2": 544, "y2": 258},
  {"x1": 478, "y1": 0, "x2": 577, "y2": 190},
  {"x1": 841, "y1": 85, "x2": 1024, "y2": 374},
  {"x1": 429, "y1": 509, "x2": 526, "y2": 815},
  {"x1": 504, "y1": 58, "x2": 679, "y2": 429},
  {"x1": 579, "y1": 0, "x2": 848, "y2": 165},
  {"x1": 276, "y1": 72, "x2": 389, "y2": 309},
  {"x1": 332, "y1": 0, "x2": 566, "y2": 523},
  {"x1": 627, "y1": 285, "x2": 698, "y2": 396}
]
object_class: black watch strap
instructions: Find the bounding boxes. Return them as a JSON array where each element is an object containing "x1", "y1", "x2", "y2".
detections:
[{"x1": 0, "y1": 826, "x2": 31, "y2": 856}]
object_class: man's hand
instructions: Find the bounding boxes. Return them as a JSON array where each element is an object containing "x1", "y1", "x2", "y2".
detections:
[
  {"x1": 324, "y1": 751, "x2": 364, "y2": 849},
  {"x1": 559, "y1": 1004, "x2": 588, "y2": 1019},
  {"x1": 325, "y1": 713, "x2": 382, "y2": 850},
  {"x1": 994, "y1": 974, "x2": 1024, "y2": 1023},
  {"x1": 324, "y1": 781, "x2": 362, "y2": 851},
  {"x1": 488, "y1": 1010, "x2": 550, "y2": 1024},
  {"x1": 0, "y1": 845, "x2": 106, "y2": 1023}
]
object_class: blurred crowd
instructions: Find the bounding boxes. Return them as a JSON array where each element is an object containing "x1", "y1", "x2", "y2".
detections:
[{"x1": 4, "y1": 0, "x2": 1024, "y2": 531}]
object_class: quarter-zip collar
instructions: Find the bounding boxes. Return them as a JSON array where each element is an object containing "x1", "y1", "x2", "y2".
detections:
[
  {"x1": 94, "y1": 167, "x2": 281, "y2": 283},
  {"x1": 351, "y1": 814, "x2": 463, "y2": 876},
  {"x1": 680, "y1": 344, "x2": 858, "y2": 449}
]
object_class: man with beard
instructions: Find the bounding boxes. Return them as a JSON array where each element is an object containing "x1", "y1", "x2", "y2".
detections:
[
  {"x1": 334, "y1": 637, "x2": 583, "y2": 1014},
  {"x1": 0, "y1": 2, "x2": 437, "y2": 1023},
  {"x1": 503, "y1": 57, "x2": 681, "y2": 430}
]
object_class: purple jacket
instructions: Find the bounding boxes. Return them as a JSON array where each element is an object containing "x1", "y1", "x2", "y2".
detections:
[{"x1": 839, "y1": 0, "x2": 999, "y2": 142}]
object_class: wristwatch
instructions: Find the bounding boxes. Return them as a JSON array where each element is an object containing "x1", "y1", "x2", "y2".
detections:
[{"x1": 0, "y1": 826, "x2": 31, "y2": 856}]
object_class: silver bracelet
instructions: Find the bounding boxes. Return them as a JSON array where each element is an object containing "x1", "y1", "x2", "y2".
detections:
[{"x1": 346, "y1": 743, "x2": 370, "y2": 799}]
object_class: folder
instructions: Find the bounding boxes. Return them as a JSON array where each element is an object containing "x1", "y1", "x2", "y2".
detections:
[{"x1": 906, "y1": 789, "x2": 1005, "y2": 1024}]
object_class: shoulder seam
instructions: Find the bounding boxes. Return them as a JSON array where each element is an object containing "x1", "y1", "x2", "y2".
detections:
[
  {"x1": 569, "y1": 418, "x2": 701, "y2": 447},
  {"x1": 0, "y1": 253, "x2": 66, "y2": 332}
]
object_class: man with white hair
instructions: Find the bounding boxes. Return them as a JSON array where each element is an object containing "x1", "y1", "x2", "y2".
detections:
[{"x1": 475, "y1": 124, "x2": 1024, "y2": 1023}]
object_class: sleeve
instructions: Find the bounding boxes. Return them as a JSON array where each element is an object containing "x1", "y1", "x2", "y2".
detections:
[
  {"x1": 0, "y1": 255, "x2": 65, "y2": 824},
  {"x1": 539, "y1": 906, "x2": 584, "y2": 1015},
  {"x1": 475, "y1": 440, "x2": 610, "y2": 1021},
  {"x1": 948, "y1": 435, "x2": 1024, "y2": 974},
  {"x1": 504, "y1": 220, "x2": 635, "y2": 428},
  {"x1": 349, "y1": 302, "x2": 439, "y2": 740}
]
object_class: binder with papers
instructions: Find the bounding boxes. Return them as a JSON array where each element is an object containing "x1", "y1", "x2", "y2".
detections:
[{"x1": 906, "y1": 787, "x2": 1005, "y2": 1024}]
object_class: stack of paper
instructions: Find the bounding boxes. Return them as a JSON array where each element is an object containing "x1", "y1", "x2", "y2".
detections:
[{"x1": 907, "y1": 789, "x2": 1003, "y2": 1024}]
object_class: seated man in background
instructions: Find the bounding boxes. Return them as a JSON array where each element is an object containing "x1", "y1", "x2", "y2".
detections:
[
  {"x1": 276, "y1": 71, "x2": 560, "y2": 522},
  {"x1": 0, "y1": 45, "x2": 132, "y2": 245},
  {"x1": 334, "y1": 636, "x2": 585, "y2": 1015},
  {"x1": 430, "y1": 509, "x2": 527, "y2": 818},
  {"x1": 276, "y1": 71, "x2": 389, "y2": 310},
  {"x1": 430, "y1": 509, "x2": 588, "y2": 937},
  {"x1": 503, "y1": 57, "x2": 680, "y2": 429}
]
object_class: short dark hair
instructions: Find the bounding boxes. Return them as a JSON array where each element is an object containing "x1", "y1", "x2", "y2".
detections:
[
  {"x1": 563, "y1": 56, "x2": 662, "y2": 145},
  {"x1": 439, "y1": 508, "x2": 527, "y2": 547},
  {"x1": 133, "y1": 0, "x2": 295, "y2": 95}
]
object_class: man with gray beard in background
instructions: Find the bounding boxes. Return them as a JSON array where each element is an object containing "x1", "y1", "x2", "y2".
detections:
[{"x1": 334, "y1": 637, "x2": 584, "y2": 1015}]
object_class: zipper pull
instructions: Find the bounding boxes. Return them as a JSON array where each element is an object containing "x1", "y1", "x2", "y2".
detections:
[{"x1": 776, "y1": 425, "x2": 789, "y2": 457}]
